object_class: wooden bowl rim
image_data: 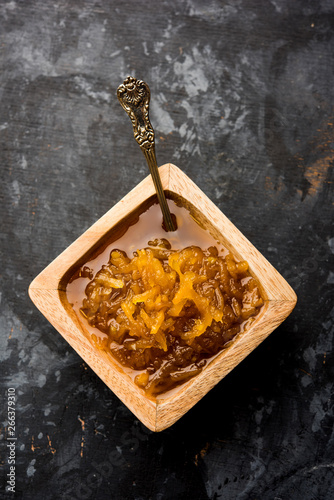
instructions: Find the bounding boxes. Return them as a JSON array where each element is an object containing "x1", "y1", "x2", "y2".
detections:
[{"x1": 29, "y1": 163, "x2": 297, "y2": 431}]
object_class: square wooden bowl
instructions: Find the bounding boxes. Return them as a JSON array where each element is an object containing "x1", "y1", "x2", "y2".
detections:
[{"x1": 29, "y1": 163, "x2": 297, "y2": 431}]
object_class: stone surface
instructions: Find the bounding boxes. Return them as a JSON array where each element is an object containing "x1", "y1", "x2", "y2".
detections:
[{"x1": 0, "y1": 0, "x2": 333, "y2": 499}]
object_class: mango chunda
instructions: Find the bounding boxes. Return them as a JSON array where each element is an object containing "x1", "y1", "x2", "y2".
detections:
[{"x1": 80, "y1": 243, "x2": 264, "y2": 396}]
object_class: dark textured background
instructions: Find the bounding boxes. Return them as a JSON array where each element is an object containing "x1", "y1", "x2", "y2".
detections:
[{"x1": 1, "y1": 1, "x2": 333, "y2": 499}]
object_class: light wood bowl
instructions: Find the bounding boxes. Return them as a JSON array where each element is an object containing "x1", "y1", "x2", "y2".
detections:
[{"x1": 29, "y1": 163, "x2": 297, "y2": 431}]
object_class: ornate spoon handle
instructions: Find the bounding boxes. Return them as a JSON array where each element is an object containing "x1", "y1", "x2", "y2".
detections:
[{"x1": 117, "y1": 76, "x2": 176, "y2": 232}]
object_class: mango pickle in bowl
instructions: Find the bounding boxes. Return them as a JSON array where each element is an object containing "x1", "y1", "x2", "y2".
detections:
[
  {"x1": 67, "y1": 199, "x2": 264, "y2": 398},
  {"x1": 29, "y1": 164, "x2": 297, "y2": 431}
]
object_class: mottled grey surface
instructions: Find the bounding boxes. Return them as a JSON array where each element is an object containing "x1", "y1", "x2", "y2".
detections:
[{"x1": 0, "y1": 0, "x2": 333, "y2": 499}]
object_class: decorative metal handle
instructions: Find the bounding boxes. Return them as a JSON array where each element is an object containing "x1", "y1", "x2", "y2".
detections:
[{"x1": 117, "y1": 76, "x2": 176, "y2": 232}]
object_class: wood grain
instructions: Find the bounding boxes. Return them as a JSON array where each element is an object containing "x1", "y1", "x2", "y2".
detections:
[{"x1": 29, "y1": 163, "x2": 297, "y2": 431}]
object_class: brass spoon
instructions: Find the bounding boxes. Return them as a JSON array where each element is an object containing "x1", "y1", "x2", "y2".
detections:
[{"x1": 117, "y1": 76, "x2": 176, "y2": 232}]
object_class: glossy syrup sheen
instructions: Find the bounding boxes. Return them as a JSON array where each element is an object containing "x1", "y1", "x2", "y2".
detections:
[
  {"x1": 67, "y1": 200, "x2": 226, "y2": 315},
  {"x1": 66, "y1": 199, "x2": 263, "y2": 398}
]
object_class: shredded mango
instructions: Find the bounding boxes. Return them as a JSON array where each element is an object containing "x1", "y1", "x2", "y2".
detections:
[{"x1": 80, "y1": 244, "x2": 263, "y2": 396}]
